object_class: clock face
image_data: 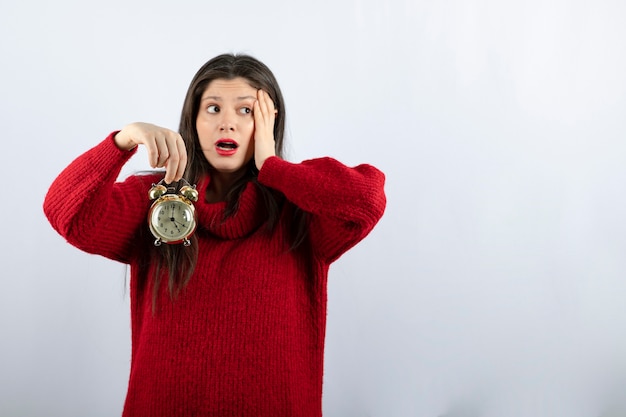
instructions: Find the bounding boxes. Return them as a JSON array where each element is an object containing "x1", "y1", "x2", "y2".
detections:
[{"x1": 149, "y1": 196, "x2": 196, "y2": 243}]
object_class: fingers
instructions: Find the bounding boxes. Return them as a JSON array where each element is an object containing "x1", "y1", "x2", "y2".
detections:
[
  {"x1": 253, "y1": 90, "x2": 277, "y2": 171},
  {"x1": 157, "y1": 131, "x2": 186, "y2": 184},
  {"x1": 253, "y1": 99, "x2": 261, "y2": 126},
  {"x1": 119, "y1": 122, "x2": 187, "y2": 183},
  {"x1": 174, "y1": 135, "x2": 187, "y2": 181},
  {"x1": 152, "y1": 134, "x2": 170, "y2": 168},
  {"x1": 255, "y1": 89, "x2": 276, "y2": 124}
]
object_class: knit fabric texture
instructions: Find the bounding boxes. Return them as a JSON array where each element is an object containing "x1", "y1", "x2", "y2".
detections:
[{"x1": 43, "y1": 133, "x2": 386, "y2": 417}]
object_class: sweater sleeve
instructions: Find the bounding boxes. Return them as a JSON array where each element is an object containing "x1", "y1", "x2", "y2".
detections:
[
  {"x1": 43, "y1": 132, "x2": 153, "y2": 264},
  {"x1": 257, "y1": 156, "x2": 386, "y2": 263}
]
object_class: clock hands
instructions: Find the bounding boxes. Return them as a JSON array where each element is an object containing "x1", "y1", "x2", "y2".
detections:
[
  {"x1": 172, "y1": 219, "x2": 187, "y2": 228},
  {"x1": 167, "y1": 212, "x2": 188, "y2": 232}
]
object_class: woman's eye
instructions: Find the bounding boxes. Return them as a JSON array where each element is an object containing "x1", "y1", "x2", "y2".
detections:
[
  {"x1": 207, "y1": 105, "x2": 219, "y2": 113},
  {"x1": 239, "y1": 107, "x2": 252, "y2": 115}
]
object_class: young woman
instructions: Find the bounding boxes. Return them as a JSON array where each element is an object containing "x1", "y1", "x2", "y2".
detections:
[{"x1": 44, "y1": 53, "x2": 386, "y2": 417}]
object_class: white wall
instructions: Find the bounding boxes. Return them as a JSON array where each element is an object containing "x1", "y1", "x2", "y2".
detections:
[{"x1": 1, "y1": 0, "x2": 625, "y2": 416}]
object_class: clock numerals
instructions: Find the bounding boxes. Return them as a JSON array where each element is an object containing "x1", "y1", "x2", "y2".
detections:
[{"x1": 149, "y1": 195, "x2": 196, "y2": 245}]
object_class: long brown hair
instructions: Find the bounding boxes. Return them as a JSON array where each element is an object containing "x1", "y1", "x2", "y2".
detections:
[{"x1": 143, "y1": 53, "x2": 308, "y2": 308}]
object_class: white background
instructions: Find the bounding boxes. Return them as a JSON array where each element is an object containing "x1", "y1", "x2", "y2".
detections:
[{"x1": 1, "y1": 0, "x2": 626, "y2": 416}]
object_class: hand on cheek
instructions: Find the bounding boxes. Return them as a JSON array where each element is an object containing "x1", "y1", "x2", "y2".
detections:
[{"x1": 253, "y1": 89, "x2": 277, "y2": 171}]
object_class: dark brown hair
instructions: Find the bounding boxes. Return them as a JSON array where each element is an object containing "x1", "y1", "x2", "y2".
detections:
[{"x1": 144, "y1": 53, "x2": 308, "y2": 308}]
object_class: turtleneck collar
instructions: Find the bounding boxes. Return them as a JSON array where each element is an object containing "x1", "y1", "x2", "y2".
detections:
[{"x1": 193, "y1": 176, "x2": 267, "y2": 240}]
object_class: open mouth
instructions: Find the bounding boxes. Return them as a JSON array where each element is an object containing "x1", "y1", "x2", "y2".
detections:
[{"x1": 216, "y1": 139, "x2": 239, "y2": 150}]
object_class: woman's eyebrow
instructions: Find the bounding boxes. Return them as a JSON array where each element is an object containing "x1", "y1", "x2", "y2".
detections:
[{"x1": 201, "y1": 95, "x2": 256, "y2": 102}]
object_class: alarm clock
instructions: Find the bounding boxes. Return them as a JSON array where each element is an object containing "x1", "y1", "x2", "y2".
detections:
[{"x1": 147, "y1": 179, "x2": 198, "y2": 246}]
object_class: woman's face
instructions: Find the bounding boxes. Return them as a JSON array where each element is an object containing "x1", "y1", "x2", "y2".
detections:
[{"x1": 196, "y1": 77, "x2": 257, "y2": 175}]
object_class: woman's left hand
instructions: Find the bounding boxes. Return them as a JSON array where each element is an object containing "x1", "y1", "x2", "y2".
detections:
[{"x1": 253, "y1": 89, "x2": 277, "y2": 171}]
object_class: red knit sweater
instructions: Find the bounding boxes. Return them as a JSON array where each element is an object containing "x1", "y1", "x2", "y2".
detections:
[{"x1": 43, "y1": 133, "x2": 386, "y2": 417}]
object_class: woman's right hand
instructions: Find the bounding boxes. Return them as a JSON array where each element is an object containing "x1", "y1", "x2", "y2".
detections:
[{"x1": 114, "y1": 122, "x2": 187, "y2": 183}]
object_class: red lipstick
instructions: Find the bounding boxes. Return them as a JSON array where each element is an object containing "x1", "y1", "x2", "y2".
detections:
[{"x1": 215, "y1": 138, "x2": 239, "y2": 156}]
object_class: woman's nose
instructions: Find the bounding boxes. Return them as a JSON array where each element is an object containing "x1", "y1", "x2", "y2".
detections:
[{"x1": 219, "y1": 114, "x2": 235, "y2": 131}]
